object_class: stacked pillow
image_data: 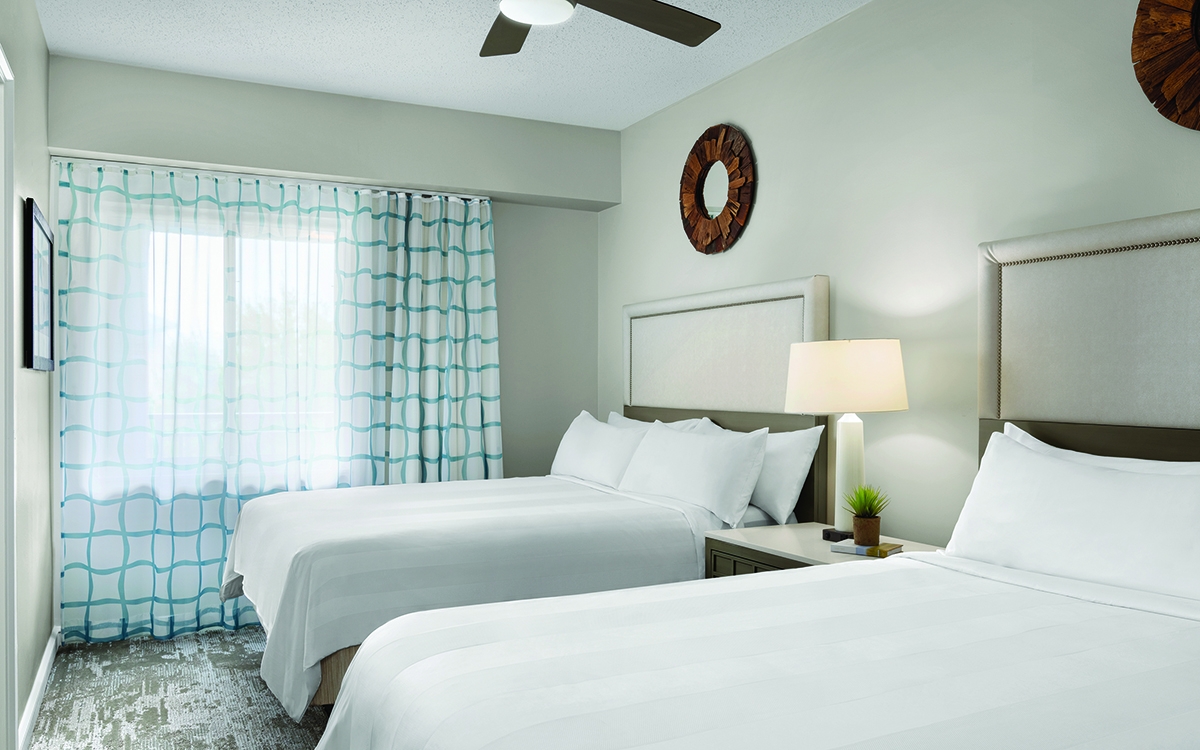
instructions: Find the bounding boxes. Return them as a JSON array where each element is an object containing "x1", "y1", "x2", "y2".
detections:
[
  {"x1": 549, "y1": 411, "x2": 649, "y2": 488},
  {"x1": 1004, "y1": 422, "x2": 1200, "y2": 475},
  {"x1": 617, "y1": 422, "x2": 769, "y2": 527},
  {"x1": 689, "y1": 419, "x2": 824, "y2": 526},
  {"x1": 552, "y1": 411, "x2": 788, "y2": 526},
  {"x1": 605, "y1": 412, "x2": 824, "y2": 527},
  {"x1": 947, "y1": 426, "x2": 1200, "y2": 600}
]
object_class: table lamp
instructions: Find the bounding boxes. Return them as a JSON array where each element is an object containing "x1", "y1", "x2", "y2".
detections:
[{"x1": 784, "y1": 339, "x2": 909, "y2": 532}]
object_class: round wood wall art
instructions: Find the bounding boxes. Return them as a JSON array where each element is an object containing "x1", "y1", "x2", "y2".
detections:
[
  {"x1": 679, "y1": 124, "x2": 756, "y2": 255},
  {"x1": 1133, "y1": 0, "x2": 1200, "y2": 129}
]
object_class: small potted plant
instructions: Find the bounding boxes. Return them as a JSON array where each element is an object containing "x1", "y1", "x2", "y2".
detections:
[{"x1": 843, "y1": 485, "x2": 890, "y2": 547}]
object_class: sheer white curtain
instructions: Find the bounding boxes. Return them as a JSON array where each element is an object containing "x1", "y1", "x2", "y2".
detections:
[{"x1": 56, "y1": 160, "x2": 503, "y2": 642}]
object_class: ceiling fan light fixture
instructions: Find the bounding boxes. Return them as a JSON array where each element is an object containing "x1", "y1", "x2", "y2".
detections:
[{"x1": 498, "y1": 0, "x2": 575, "y2": 26}]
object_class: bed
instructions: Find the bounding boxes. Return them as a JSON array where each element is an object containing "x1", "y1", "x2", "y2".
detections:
[
  {"x1": 314, "y1": 208, "x2": 1200, "y2": 748},
  {"x1": 318, "y1": 550, "x2": 1200, "y2": 749},
  {"x1": 219, "y1": 276, "x2": 831, "y2": 720}
]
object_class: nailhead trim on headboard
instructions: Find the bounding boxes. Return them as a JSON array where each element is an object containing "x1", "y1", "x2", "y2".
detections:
[
  {"x1": 994, "y1": 236, "x2": 1200, "y2": 419},
  {"x1": 998, "y1": 236, "x2": 1200, "y2": 267}
]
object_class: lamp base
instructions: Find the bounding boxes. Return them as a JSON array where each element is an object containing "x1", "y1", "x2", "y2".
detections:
[{"x1": 833, "y1": 413, "x2": 865, "y2": 532}]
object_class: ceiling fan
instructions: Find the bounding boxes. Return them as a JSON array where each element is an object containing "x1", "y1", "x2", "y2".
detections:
[{"x1": 481, "y1": 0, "x2": 721, "y2": 57}]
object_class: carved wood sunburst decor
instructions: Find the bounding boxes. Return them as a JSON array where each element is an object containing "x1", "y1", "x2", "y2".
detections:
[
  {"x1": 679, "y1": 124, "x2": 756, "y2": 255},
  {"x1": 1133, "y1": 0, "x2": 1200, "y2": 129}
]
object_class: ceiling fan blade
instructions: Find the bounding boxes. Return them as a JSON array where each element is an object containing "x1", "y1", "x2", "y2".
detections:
[
  {"x1": 480, "y1": 13, "x2": 531, "y2": 57},
  {"x1": 577, "y1": 0, "x2": 720, "y2": 47}
]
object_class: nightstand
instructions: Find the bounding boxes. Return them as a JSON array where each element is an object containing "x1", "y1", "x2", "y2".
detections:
[{"x1": 705, "y1": 522, "x2": 941, "y2": 578}]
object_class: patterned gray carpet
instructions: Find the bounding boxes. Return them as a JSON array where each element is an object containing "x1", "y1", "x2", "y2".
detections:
[{"x1": 30, "y1": 627, "x2": 328, "y2": 750}]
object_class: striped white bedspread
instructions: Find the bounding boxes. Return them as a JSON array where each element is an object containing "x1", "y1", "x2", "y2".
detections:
[
  {"x1": 220, "y1": 476, "x2": 719, "y2": 720},
  {"x1": 317, "y1": 551, "x2": 1200, "y2": 749}
]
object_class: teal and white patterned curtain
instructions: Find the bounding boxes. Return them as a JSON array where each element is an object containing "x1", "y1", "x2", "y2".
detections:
[{"x1": 55, "y1": 160, "x2": 503, "y2": 642}]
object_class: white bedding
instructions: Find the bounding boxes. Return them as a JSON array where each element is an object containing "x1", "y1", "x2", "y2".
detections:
[
  {"x1": 220, "y1": 475, "x2": 721, "y2": 720},
  {"x1": 317, "y1": 551, "x2": 1200, "y2": 749},
  {"x1": 737, "y1": 505, "x2": 773, "y2": 527}
]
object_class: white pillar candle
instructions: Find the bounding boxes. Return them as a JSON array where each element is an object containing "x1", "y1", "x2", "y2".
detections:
[{"x1": 834, "y1": 413, "x2": 865, "y2": 532}]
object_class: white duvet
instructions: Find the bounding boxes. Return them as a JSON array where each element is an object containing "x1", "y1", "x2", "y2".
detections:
[
  {"x1": 220, "y1": 476, "x2": 720, "y2": 720},
  {"x1": 318, "y1": 551, "x2": 1200, "y2": 749}
]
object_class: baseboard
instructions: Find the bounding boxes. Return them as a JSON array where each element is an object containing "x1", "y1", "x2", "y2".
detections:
[{"x1": 18, "y1": 628, "x2": 59, "y2": 750}]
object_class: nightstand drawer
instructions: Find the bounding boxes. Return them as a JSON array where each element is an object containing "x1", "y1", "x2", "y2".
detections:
[
  {"x1": 710, "y1": 549, "x2": 778, "y2": 577},
  {"x1": 706, "y1": 538, "x2": 806, "y2": 578}
]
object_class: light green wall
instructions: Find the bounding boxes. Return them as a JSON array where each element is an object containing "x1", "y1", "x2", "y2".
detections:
[
  {"x1": 0, "y1": 0, "x2": 52, "y2": 717},
  {"x1": 48, "y1": 57, "x2": 620, "y2": 210},
  {"x1": 600, "y1": 0, "x2": 1200, "y2": 546},
  {"x1": 492, "y1": 203, "x2": 598, "y2": 477}
]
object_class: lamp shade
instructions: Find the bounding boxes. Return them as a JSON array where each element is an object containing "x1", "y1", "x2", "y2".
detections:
[{"x1": 784, "y1": 339, "x2": 908, "y2": 415}]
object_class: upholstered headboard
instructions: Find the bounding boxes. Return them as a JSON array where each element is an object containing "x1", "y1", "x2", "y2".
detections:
[
  {"x1": 622, "y1": 277, "x2": 832, "y2": 523},
  {"x1": 623, "y1": 276, "x2": 829, "y2": 412},
  {"x1": 979, "y1": 208, "x2": 1200, "y2": 459}
]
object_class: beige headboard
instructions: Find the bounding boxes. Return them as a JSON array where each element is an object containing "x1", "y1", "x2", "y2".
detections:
[
  {"x1": 623, "y1": 276, "x2": 830, "y2": 412},
  {"x1": 979, "y1": 208, "x2": 1200, "y2": 430}
]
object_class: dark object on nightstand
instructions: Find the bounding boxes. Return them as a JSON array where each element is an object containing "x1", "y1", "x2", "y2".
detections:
[{"x1": 822, "y1": 528, "x2": 854, "y2": 542}]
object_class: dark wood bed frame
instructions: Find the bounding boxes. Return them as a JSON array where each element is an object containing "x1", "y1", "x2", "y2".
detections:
[
  {"x1": 624, "y1": 406, "x2": 831, "y2": 524},
  {"x1": 979, "y1": 418, "x2": 1200, "y2": 462}
]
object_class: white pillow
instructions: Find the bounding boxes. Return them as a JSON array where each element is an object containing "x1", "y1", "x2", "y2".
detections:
[
  {"x1": 738, "y1": 505, "x2": 774, "y2": 528},
  {"x1": 1004, "y1": 422, "x2": 1200, "y2": 475},
  {"x1": 750, "y1": 426, "x2": 825, "y2": 525},
  {"x1": 693, "y1": 419, "x2": 823, "y2": 525},
  {"x1": 607, "y1": 411, "x2": 707, "y2": 432},
  {"x1": 550, "y1": 411, "x2": 647, "y2": 488},
  {"x1": 738, "y1": 507, "x2": 797, "y2": 528},
  {"x1": 618, "y1": 422, "x2": 768, "y2": 527},
  {"x1": 947, "y1": 432, "x2": 1200, "y2": 600},
  {"x1": 691, "y1": 417, "x2": 725, "y2": 435}
]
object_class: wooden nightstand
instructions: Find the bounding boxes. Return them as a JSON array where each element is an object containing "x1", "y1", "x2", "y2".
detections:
[{"x1": 705, "y1": 522, "x2": 941, "y2": 578}]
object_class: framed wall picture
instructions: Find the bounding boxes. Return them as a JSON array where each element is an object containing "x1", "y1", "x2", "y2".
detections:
[{"x1": 24, "y1": 198, "x2": 54, "y2": 371}]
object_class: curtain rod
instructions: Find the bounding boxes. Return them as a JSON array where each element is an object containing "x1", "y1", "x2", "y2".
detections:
[{"x1": 48, "y1": 149, "x2": 492, "y2": 202}]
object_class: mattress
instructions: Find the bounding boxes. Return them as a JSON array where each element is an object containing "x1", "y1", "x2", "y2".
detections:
[
  {"x1": 317, "y1": 551, "x2": 1200, "y2": 749},
  {"x1": 220, "y1": 475, "x2": 721, "y2": 720}
]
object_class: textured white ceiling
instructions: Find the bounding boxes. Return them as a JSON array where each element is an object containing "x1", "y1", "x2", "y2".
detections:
[{"x1": 35, "y1": 0, "x2": 871, "y2": 130}]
